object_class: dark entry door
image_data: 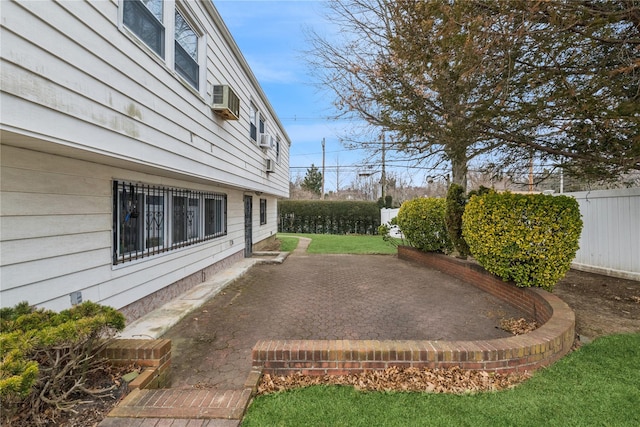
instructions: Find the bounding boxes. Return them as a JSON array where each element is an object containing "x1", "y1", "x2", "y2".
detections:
[{"x1": 244, "y1": 195, "x2": 253, "y2": 257}]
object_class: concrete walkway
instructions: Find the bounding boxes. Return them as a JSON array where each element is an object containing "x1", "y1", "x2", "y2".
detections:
[{"x1": 101, "y1": 237, "x2": 527, "y2": 426}]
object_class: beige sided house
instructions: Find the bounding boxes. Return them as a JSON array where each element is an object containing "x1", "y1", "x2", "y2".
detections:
[{"x1": 0, "y1": 0, "x2": 290, "y2": 321}]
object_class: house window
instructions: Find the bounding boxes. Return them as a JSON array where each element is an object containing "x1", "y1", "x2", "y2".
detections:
[
  {"x1": 113, "y1": 181, "x2": 227, "y2": 265},
  {"x1": 205, "y1": 195, "x2": 226, "y2": 237},
  {"x1": 249, "y1": 102, "x2": 257, "y2": 141},
  {"x1": 123, "y1": 0, "x2": 165, "y2": 57},
  {"x1": 259, "y1": 115, "x2": 265, "y2": 136},
  {"x1": 174, "y1": 10, "x2": 199, "y2": 89},
  {"x1": 275, "y1": 137, "x2": 281, "y2": 162},
  {"x1": 145, "y1": 193, "x2": 165, "y2": 249},
  {"x1": 116, "y1": 183, "x2": 145, "y2": 255},
  {"x1": 260, "y1": 199, "x2": 267, "y2": 225},
  {"x1": 172, "y1": 193, "x2": 200, "y2": 245}
]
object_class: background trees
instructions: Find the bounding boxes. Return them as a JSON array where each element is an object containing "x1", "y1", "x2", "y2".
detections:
[
  {"x1": 301, "y1": 164, "x2": 323, "y2": 196},
  {"x1": 308, "y1": 0, "x2": 639, "y2": 190},
  {"x1": 477, "y1": 0, "x2": 640, "y2": 181}
]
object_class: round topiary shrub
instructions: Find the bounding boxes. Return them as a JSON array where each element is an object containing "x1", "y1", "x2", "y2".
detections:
[
  {"x1": 462, "y1": 191, "x2": 583, "y2": 291},
  {"x1": 396, "y1": 197, "x2": 453, "y2": 253}
]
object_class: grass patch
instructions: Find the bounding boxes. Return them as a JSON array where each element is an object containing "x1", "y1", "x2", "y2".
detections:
[
  {"x1": 243, "y1": 333, "x2": 640, "y2": 426},
  {"x1": 277, "y1": 233, "x2": 397, "y2": 255},
  {"x1": 277, "y1": 236, "x2": 299, "y2": 252}
]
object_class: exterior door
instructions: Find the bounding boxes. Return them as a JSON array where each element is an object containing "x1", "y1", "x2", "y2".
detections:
[{"x1": 244, "y1": 195, "x2": 253, "y2": 257}]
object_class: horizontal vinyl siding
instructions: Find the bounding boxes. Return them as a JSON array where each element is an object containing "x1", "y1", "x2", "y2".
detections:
[
  {"x1": 0, "y1": 146, "x2": 113, "y2": 297},
  {"x1": 1, "y1": 249, "x2": 110, "y2": 296},
  {"x1": 253, "y1": 196, "x2": 279, "y2": 245},
  {"x1": 1, "y1": 0, "x2": 289, "y2": 198},
  {"x1": 0, "y1": 146, "x2": 248, "y2": 311},
  {"x1": 0, "y1": 214, "x2": 108, "y2": 241},
  {"x1": 1, "y1": 231, "x2": 111, "y2": 266}
]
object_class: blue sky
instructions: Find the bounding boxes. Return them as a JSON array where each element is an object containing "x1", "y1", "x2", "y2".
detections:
[{"x1": 213, "y1": 0, "x2": 392, "y2": 192}]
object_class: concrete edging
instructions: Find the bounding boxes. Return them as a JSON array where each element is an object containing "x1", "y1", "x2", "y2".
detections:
[{"x1": 252, "y1": 247, "x2": 575, "y2": 375}]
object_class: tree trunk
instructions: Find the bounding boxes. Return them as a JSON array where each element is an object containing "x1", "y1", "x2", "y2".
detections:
[{"x1": 449, "y1": 150, "x2": 468, "y2": 193}]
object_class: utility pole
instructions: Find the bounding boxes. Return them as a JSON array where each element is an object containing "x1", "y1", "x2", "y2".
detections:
[
  {"x1": 321, "y1": 138, "x2": 325, "y2": 200},
  {"x1": 335, "y1": 155, "x2": 341, "y2": 193},
  {"x1": 381, "y1": 133, "x2": 386, "y2": 203}
]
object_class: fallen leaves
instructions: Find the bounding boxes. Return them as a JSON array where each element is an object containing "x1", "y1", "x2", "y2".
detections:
[
  {"x1": 499, "y1": 317, "x2": 538, "y2": 335},
  {"x1": 257, "y1": 366, "x2": 530, "y2": 395}
]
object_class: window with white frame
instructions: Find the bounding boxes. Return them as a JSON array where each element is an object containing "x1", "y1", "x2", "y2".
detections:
[
  {"x1": 123, "y1": 0, "x2": 165, "y2": 57},
  {"x1": 260, "y1": 198, "x2": 267, "y2": 225},
  {"x1": 249, "y1": 102, "x2": 257, "y2": 141},
  {"x1": 174, "y1": 9, "x2": 199, "y2": 89},
  {"x1": 113, "y1": 181, "x2": 227, "y2": 265},
  {"x1": 275, "y1": 137, "x2": 281, "y2": 162}
]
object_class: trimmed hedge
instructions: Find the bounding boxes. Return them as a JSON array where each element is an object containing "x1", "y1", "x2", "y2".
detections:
[
  {"x1": 396, "y1": 197, "x2": 453, "y2": 253},
  {"x1": 462, "y1": 192, "x2": 583, "y2": 291},
  {"x1": 279, "y1": 200, "x2": 380, "y2": 235}
]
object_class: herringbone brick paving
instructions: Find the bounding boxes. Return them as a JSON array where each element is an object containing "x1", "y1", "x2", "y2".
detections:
[
  {"x1": 164, "y1": 252, "x2": 525, "y2": 391},
  {"x1": 103, "y1": 239, "x2": 528, "y2": 424}
]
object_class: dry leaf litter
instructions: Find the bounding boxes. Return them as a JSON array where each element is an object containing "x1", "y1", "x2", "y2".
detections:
[
  {"x1": 499, "y1": 317, "x2": 538, "y2": 335},
  {"x1": 258, "y1": 366, "x2": 530, "y2": 395}
]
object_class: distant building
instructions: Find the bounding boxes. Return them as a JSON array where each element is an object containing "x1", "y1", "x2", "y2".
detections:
[{"x1": 1, "y1": 0, "x2": 290, "y2": 321}]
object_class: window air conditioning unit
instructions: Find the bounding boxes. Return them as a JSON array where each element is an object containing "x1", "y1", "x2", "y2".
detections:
[
  {"x1": 265, "y1": 158, "x2": 275, "y2": 173},
  {"x1": 259, "y1": 133, "x2": 273, "y2": 149},
  {"x1": 211, "y1": 85, "x2": 240, "y2": 120}
]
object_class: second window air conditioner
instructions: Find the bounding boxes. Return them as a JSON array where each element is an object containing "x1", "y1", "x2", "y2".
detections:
[
  {"x1": 265, "y1": 158, "x2": 275, "y2": 173},
  {"x1": 211, "y1": 85, "x2": 240, "y2": 120},
  {"x1": 259, "y1": 133, "x2": 273, "y2": 149}
]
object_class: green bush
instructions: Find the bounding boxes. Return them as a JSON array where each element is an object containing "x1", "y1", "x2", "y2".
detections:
[
  {"x1": 1, "y1": 301, "x2": 125, "y2": 425},
  {"x1": 462, "y1": 192, "x2": 583, "y2": 291},
  {"x1": 279, "y1": 200, "x2": 380, "y2": 235},
  {"x1": 396, "y1": 197, "x2": 452, "y2": 253},
  {"x1": 445, "y1": 183, "x2": 470, "y2": 258},
  {"x1": 378, "y1": 216, "x2": 405, "y2": 248}
]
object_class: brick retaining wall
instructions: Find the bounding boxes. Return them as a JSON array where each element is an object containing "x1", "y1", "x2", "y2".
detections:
[
  {"x1": 252, "y1": 247, "x2": 575, "y2": 376},
  {"x1": 101, "y1": 339, "x2": 171, "y2": 389}
]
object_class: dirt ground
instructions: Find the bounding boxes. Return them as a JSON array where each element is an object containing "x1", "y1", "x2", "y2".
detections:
[
  {"x1": 553, "y1": 269, "x2": 640, "y2": 340},
  {"x1": 49, "y1": 265, "x2": 640, "y2": 426}
]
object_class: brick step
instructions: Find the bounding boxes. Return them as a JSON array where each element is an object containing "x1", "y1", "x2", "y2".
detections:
[{"x1": 107, "y1": 388, "x2": 253, "y2": 420}]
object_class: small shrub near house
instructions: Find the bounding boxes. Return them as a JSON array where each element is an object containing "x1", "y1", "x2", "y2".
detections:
[
  {"x1": 0, "y1": 301, "x2": 125, "y2": 425},
  {"x1": 462, "y1": 191, "x2": 582, "y2": 291},
  {"x1": 396, "y1": 197, "x2": 453, "y2": 253}
]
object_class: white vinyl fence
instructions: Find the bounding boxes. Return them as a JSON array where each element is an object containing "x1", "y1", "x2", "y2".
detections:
[
  {"x1": 380, "y1": 208, "x2": 402, "y2": 238},
  {"x1": 565, "y1": 188, "x2": 640, "y2": 281}
]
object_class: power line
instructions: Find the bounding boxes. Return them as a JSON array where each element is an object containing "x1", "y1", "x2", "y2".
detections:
[{"x1": 279, "y1": 116, "x2": 361, "y2": 121}]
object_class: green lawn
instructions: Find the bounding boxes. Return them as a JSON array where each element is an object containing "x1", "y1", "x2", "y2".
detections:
[
  {"x1": 277, "y1": 233, "x2": 398, "y2": 255},
  {"x1": 276, "y1": 235, "x2": 300, "y2": 252},
  {"x1": 243, "y1": 333, "x2": 640, "y2": 426}
]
